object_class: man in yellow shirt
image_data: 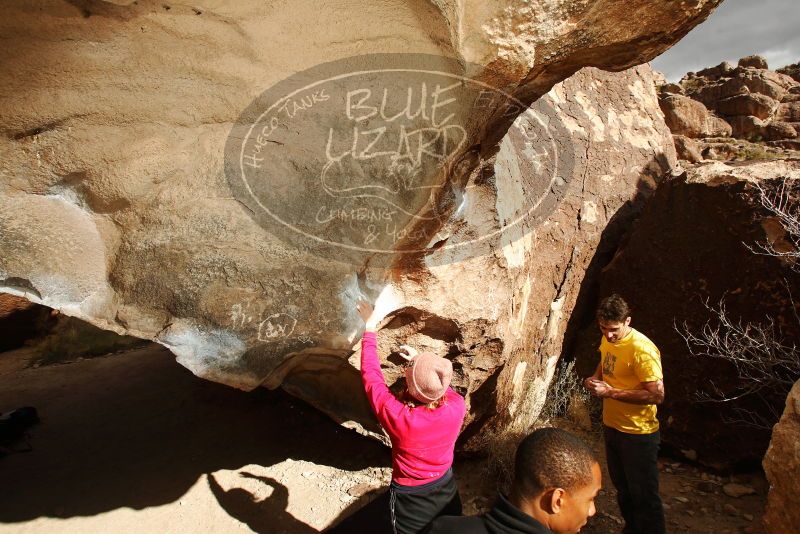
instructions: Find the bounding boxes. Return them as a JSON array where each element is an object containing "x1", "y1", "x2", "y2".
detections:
[{"x1": 583, "y1": 294, "x2": 665, "y2": 534}]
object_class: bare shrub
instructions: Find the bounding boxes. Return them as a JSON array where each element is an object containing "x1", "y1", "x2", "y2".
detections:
[
  {"x1": 748, "y1": 179, "x2": 800, "y2": 270},
  {"x1": 677, "y1": 296, "x2": 800, "y2": 429},
  {"x1": 481, "y1": 359, "x2": 597, "y2": 493},
  {"x1": 675, "y1": 177, "x2": 800, "y2": 429},
  {"x1": 540, "y1": 359, "x2": 594, "y2": 432}
]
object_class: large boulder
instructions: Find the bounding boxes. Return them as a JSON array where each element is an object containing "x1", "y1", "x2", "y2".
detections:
[
  {"x1": 0, "y1": 0, "x2": 716, "y2": 434},
  {"x1": 763, "y1": 122, "x2": 798, "y2": 142},
  {"x1": 573, "y1": 161, "x2": 800, "y2": 468},
  {"x1": 727, "y1": 115, "x2": 766, "y2": 140},
  {"x1": 683, "y1": 68, "x2": 798, "y2": 112},
  {"x1": 659, "y1": 83, "x2": 684, "y2": 95},
  {"x1": 672, "y1": 135, "x2": 703, "y2": 163},
  {"x1": 777, "y1": 62, "x2": 800, "y2": 84},
  {"x1": 777, "y1": 101, "x2": 800, "y2": 122},
  {"x1": 716, "y1": 93, "x2": 778, "y2": 120},
  {"x1": 696, "y1": 61, "x2": 736, "y2": 79},
  {"x1": 763, "y1": 379, "x2": 800, "y2": 533},
  {"x1": 729, "y1": 70, "x2": 796, "y2": 102},
  {"x1": 688, "y1": 78, "x2": 751, "y2": 109},
  {"x1": 659, "y1": 94, "x2": 731, "y2": 138},
  {"x1": 738, "y1": 55, "x2": 769, "y2": 70},
  {"x1": 287, "y1": 63, "x2": 679, "y2": 439}
]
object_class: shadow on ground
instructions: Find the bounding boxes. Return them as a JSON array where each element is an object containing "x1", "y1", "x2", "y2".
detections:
[{"x1": 0, "y1": 343, "x2": 390, "y2": 529}]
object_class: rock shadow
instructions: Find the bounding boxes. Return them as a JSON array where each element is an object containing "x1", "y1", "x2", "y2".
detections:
[{"x1": 0, "y1": 344, "x2": 390, "y2": 523}]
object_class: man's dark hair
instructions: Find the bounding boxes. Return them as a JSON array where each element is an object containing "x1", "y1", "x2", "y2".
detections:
[
  {"x1": 596, "y1": 294, "x2": 631, "y2": 323},
  {"x1": 511, "y1": 428, "x2": 598, "y2": 499}
]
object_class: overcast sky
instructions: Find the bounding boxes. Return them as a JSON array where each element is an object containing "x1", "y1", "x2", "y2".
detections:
[{"x1": 651, "y1": 0, "x2": 800, "y2": 82}]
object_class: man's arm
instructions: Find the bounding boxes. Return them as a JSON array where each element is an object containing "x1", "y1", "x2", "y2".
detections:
[{"x1": 587, "y1": 379, "x2": 665, "y2": 405}]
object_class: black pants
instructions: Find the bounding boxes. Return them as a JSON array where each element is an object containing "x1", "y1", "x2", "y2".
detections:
[
  {"x1": 389, "y1": 469, "x2": 462, "y2": 534},
  {"x1": 604, "y1": 426, "x2": 665, "y2": 534}
]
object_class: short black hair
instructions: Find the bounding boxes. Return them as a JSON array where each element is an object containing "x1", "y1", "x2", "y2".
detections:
[
  {"x1": 596, "y1": 294, "x2": 631, "y2": 323},
  {"x1": 511, "y1": 428, "x2": 598, "y2": 498}
]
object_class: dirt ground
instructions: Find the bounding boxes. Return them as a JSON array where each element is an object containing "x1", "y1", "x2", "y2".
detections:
[
  {"x1": 458, "y1": 443, "x2": 768, "y2": 534},
  {"x1": 0, "y1": 344, "x2": 767, "y2": 533}
]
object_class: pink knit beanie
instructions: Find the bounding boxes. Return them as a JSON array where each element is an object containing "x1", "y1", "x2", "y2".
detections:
[{"x1": 405, "y1": 352, "x2": 453, "y2": 403}]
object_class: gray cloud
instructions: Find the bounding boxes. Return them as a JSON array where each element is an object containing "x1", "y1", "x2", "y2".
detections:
[{"x1": 651, "y1": 0, "x2": 800, "y2": 82}]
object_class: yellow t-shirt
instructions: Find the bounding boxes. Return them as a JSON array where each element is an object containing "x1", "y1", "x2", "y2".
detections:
[{"x1": 599, "y1": 328, "x2": 663, "y2": 434}]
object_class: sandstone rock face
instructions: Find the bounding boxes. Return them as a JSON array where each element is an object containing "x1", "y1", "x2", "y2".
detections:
[
  {"x1": 777, "y1": 62, "x2": 800, "y2": 84},
  {"x1": 283, "y1": 64, "x2": 678, "y2": 438},
  {"x1": 739, "y1": 55, "x2": 769, "y2": 70},
  {"x1": 695, "y1": 71, "x2": 796, "y2": 109},
  {"x1": 662, "y1": 58, "x2": 800, "y2": 163},
  {"x1": 708, "y1": 115, "x2": 735, "y2": 137},
  {"x1": 716, "y1": 93, "x2": 778, "y2": 120},
  {"x1": 1, "y1": 1, "x2": 716, "y2": 434},
  {"x1": 777, "y1": 101, "x2": 800, "y2": 122},
  {"x1": 728, "y1": 115, "x2": 766, "y2": 140},
  {"x1": 672, "y1": 135, "x2": 702, "y2": 163},
  {"x1": 660, "y1": 83, "x2": 684, "y2": 95},
  {"x1": 697, "y1": 61, "x2": 736, "y2": 79},
  {"x1": 659, "y1": 94, "x2": 730, "y2": 138},
  {"x1": 574, "y1": 161, "x2": 800, "y2": 468},
  {"x1": 763, "y1": 122, "x2": 798, "y2": 142},
  {"x1": 763, "y1": 379, "x2": 800, "y2": 534},
  {"x1": 699, "y1": 140, "x2": 739, "y2": 161}
]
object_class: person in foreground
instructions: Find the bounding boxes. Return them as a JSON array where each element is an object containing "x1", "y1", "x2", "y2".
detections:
[
  {"x1": 424, "y1": 427, "x2": 602, "y2": 534},
  {"x1": 356, "y1": 299, "x2": 466, "y2": 534},
  {"x1": 583, "y1": 294, "x2": 666, "y2": 534}
]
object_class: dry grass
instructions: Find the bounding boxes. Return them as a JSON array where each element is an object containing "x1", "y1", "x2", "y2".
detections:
[
  {"x1": 33, "y1": 317, "x2": 147, "y2": 366},
  {"x1": 733, "y1": 145, "x2": 783, "y2": 161},
  {"x1": 481, "y1": 359, "x2": 600, "y2": 492}
]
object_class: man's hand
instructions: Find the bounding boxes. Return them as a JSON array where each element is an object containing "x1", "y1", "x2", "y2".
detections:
[
  {"x1": 583, "y1": 363, "x2": 603, "y2": 392},
  {"x1": 585, "y1": 378, "x2": 613, "y2": 398},
  {"x1": 585, "y1": 378, "x2": 665, "y2": 405}
]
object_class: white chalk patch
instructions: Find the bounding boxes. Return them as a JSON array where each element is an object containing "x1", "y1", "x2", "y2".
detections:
[
  {"x1": 372, "y1": 284, "x2": 402, "y2": 322},
  {"x1": 545, "y1": 296, "x2": 565, "y2": 343},
  {"x1": 581, "y1": 201, "x2": 598, "y2": 225},
  {"x1": 454, "y1": 195, "x2": 468, "y2": 218},
  {"x1": 257, "y1": 313, "x2": 298, "y2": 341},
  {"x1": 559, "y1": 113, "x2": 587, "y2": 136},
  {"x1": 158, "y1": 320, "x2": 250, "y2": 387},
  {"x1": 606, "y1": 109, "x2": 621, "y2": 142},
  {"x1": 573, "y1": 91, "x2": 605, "y2": 142},
  {"x1": 508, "y1": 361, "x2": 529, "y2": 416},
  {"x1": 495, "y1": 133, "x2": 531, "y2": 269},
  {"x1": 511, "y1": 275, "x2": 532, "y2": 338},
  {"x1": 340, "y1": 277, "x2": 403, "y2": 342}
]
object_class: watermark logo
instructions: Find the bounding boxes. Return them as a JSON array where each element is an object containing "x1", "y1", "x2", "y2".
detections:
[{"x1": 225, "y1": 54, "x2": 574, "y2": 267}]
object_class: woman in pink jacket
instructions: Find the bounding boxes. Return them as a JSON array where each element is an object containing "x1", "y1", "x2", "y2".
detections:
[{"x1": 356, "y1": 300, "x2": 466, "y2": 534}]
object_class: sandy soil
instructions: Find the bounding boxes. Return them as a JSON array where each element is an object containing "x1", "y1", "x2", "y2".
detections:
[
  {"x1": 0, "y1": 344, "x2": 391, "y2": 533},
  {"x1": 0, "y1": 344, "x2": 768, "y2": 533}
]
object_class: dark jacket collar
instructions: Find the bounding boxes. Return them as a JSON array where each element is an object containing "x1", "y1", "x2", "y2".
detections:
[{"x1": 483, "y1": 494, "x2": 554, "y2": 534}]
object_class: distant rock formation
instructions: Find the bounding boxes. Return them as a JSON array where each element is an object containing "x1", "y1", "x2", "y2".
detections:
[
  {"x1": 777, "y1": 62, "x2": 800, "y2": 83},
  {"x1": 657, "y1": 55, "x2": 800, "y2": 162}
]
